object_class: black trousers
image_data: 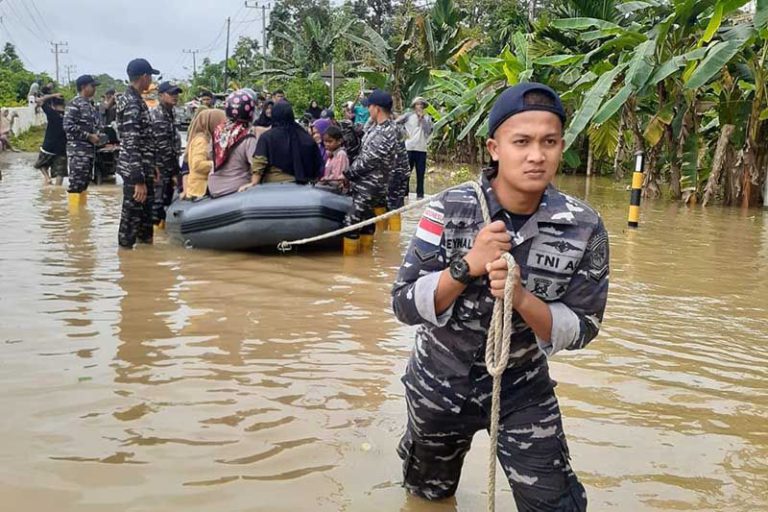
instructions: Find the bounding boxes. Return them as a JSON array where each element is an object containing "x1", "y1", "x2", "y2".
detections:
[
  {"x1": 408, "y1": 150, "x2": 427, "y2": 199},
  {"x1": 118, "y1": 182, "x2": 154, "y2": 248}
]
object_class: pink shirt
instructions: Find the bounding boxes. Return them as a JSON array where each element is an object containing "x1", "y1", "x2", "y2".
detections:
[{"x1": 321, "y1": 148, "x2": 349, "y2": 181}]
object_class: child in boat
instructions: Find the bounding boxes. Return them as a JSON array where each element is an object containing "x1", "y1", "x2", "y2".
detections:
[{"x1": 319, "y1": 125, "x2": 349, "y2": 193}]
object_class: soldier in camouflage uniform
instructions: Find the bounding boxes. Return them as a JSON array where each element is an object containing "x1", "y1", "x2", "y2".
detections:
[
  {"x1": 343, "y1": 89, "x2": 400, "y2": 238},
  {"x1": 391, "y1": 83, "x2": 609, "y2": 511},
  {"x1": 149, "y1": 81, "x2": 183, "y2": 225},
  {"x1": 63, "y1": 75, "x2": 102, "y2": 193},
  {"x1": 116, "y1": 59, "x2": 160, "y2": 248},
  {"x1": 387, "y1": 135, "x2": 411, "y2": 210}
]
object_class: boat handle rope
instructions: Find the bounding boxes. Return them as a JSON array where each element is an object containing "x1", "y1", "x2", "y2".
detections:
[{"x1": 279, "y1": 180, "x2": 517, "y2": 511}]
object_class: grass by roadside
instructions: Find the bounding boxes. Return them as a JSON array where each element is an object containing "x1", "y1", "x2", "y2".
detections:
[{"x1": 10, "y1": 125, "x2": 45, "y2": 153}]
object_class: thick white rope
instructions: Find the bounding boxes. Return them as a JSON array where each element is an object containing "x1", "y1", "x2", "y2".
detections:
[{"x1": 279, "y1": 181, "x2": 516, "y2": 510}]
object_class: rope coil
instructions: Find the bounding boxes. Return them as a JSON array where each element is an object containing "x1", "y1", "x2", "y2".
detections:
[{"x1": 278, "y1": 180, "x2": 516, "y2": 510}]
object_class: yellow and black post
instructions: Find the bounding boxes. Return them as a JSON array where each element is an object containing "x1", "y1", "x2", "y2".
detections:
[{"x1": 628, "y1": 151, "x2": 644, "y2": 228}]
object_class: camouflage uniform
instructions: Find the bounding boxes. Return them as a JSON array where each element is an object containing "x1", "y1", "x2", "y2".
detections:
[
  {"x1": 386, "y1": 135, "x2": 411, "y2": 210},
  {"x1": 343, "y1": 118, "x2": 399, "y2": 236},
  {"x1": 116, "y1": 86, "x2": 156, "y2": 248},
  {"x1": 149, "y1": 104, "x2": 181, "y2": 224},
  {"x1": 391, "y1": 168, "x2": 609, "y2": 511},
  {"x1": 338, "y1": 119, "x2": 362, "y2": 163},
  {"x1": 63, "y1": 96, "x2": 101, "y2": 193}
]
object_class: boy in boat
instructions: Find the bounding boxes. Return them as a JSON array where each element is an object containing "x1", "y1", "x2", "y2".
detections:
[{"x1": 391, "y1": 83, "x2": 609, "y2": 511}]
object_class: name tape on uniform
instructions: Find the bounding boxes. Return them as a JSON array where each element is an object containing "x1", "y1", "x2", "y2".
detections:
[{"x1": 416, "y1": 207, "x2": 444, "y2": 246}]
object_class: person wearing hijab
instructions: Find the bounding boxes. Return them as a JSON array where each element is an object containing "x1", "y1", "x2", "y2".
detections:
[
  {"x1": 239, "y1": 101, "x2": 323, "y2": 190},
  {"x1": 207, "y1": 90, "x2": 260, "y2": 198},
  {"x1": 182, "y1": 108, "x2": 226, "y2": 199},
  {"x1": 305, "y1": 99, "x2": 323, "y2": 121},
  {"x1": 254, "y1": 100, "x2": 273, "y2": 127},
  {"x1": 311, "y1": 117, "x2": 333, "y2": 162}
]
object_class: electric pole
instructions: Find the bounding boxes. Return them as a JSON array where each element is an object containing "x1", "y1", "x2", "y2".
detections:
[
  {"x1": 183, "y1": 49, "x2": 199, "y2": 79},
  {"x1": 64, "y1": 64, "x2": 77, "y2": 85},
  {"x1": 244, "y1": 1, "x2": 271, "y2": 78},
  {"x1": 223, "y1": 17, "x2": 231, "y2": 92},
  {"x1": 50, "y1": 41, "x2": 69, "y2": 85}
]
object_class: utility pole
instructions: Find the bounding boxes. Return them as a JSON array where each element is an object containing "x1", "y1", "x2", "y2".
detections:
[
  {"x1": 223, "y1": 17, "x2": 231, "y2": 92},
  {"x1": 244, "y1": 1, "x2": 271, "y2": 80},
  {"x1": 64, "y1": 64, "x2": 77, "y2": 85},
  {"x1": 50, "y1": 41, "x2": 69, "y2": 84},
  {"x1": 183, "y1": 49, "x2": 199, "y2": 79}
]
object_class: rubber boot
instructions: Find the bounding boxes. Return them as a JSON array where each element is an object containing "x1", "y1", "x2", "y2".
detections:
[
  {"x1": 153, "y1": 220, "x2": 166, "y2": 234},
  {"x1": 343, "y1": 236, "x2": 361, "y2": 256},
  {"x1": 373, "y1": 206, "x2": 387, "y2": 233},
  {"x1": 360, "y1": 234, "x2": 374, "y2": 252},
  {"x1": 67, "y1": 191, "x2": 87, "y2": 209},
  {"x1": 387, "y1": 213, "x2": 401, "y2": 232}
]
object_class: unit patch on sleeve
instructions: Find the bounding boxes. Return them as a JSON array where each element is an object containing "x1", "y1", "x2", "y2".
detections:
[
  {"x1": 587, "y1": 231, "x2": 609, "y2": 281},
  {"x1": 415, "y1": 206, "x2": 444, "y2": 246}
]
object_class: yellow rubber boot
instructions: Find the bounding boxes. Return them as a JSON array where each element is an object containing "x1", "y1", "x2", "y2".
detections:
[
  {"x1": 360, "y1": 234, "x2": 374, "y2": 251},
  {"x1": 153, "y1": 220, "x2": 166, "y2": 234},
  {"x1": 373, "y1": 206, "x2": 387, "y2": 232},
  {"x1": 343, "y1": 236, "x2": 361, "y2": 256},
  {"x1": 67, "y1": 191, "x2": 87, "y2": 209},
  {"x1": 387, "y1": 213, "x2": 401, "y2": 232}
]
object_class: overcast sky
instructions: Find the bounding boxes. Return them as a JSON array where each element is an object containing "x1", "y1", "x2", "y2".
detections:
[{"x1": 0, "y1": 0, "x2": 265, "y2": 84}]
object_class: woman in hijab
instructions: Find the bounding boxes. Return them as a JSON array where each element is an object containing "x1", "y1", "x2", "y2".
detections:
[
  {"x1": 311, "y1": 117, "x2": 333, "y2": 162},
  {"x1": 305, "y1": 99, "x2": 322, "y2": 121},
  {"x1": 253, "y1": 100, "x2": 273, "y2": 127},
  {"x1": 182, "y1": 108, "x2": 226, "y2": 199},
  {"x1": 207, "y1": 90, "x2": 260, "y2": 198},
  {"x1": 239, "y1": 101, "x2": 323, "y2": 190}
]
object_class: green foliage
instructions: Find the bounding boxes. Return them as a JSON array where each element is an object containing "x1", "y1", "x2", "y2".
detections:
[
  {"x1": 273, "y1": 76, "x2": 331, "y2": 115},
  {"x1": 0, "y1": 43, "x2": 54, "y2": 106},
  {"x1": 10, "y1": 125, "x2": 45, "y2": 152}
]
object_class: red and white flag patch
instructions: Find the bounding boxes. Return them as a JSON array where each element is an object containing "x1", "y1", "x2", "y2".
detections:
[{"x1": 416, "y1": 207, "x2": 444, "y2": 246}]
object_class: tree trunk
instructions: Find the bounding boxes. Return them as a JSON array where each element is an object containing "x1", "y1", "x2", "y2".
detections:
[
  {"x1": 667, "y1": 123, "x2": 682, "y2": 200},
  {"x1": 613, "y1": 111, "x2": 626, "y2": 180},
  {"x1": 586, "y1": 138, "x2": 593, "y2": 177},
  {"x1": 702, "y1": 124, "x2": 735, "y2": 207}
]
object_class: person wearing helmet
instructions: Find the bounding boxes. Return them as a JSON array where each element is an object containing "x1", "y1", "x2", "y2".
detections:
[{"x1": 207, "y1": 90, "x2": 260, "y2": 198}]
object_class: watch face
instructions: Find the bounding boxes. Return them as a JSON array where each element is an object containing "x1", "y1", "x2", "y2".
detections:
[{"x1": 450, "y1": 258, "x2": 470, "y2": 283}]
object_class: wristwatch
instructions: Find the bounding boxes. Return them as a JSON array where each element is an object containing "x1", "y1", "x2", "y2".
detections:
[{"x1": 449, "y1": 257, "x2": 473, "y2": 285}]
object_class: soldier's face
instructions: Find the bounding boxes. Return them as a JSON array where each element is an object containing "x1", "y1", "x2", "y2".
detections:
[
  {"x1": 486, "y1": 111, "x2": 564, "y2": 195},
  {"x1": 161, "y1": 92, "x2": 179, "y2": 107},
  {"x1": 201, "y1": 97, "x2": 212, "y2": 107}
]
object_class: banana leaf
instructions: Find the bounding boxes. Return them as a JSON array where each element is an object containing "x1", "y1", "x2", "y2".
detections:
[
  {"x1": 685, "y1": 40, "x2": 748, "y2": 89},
  {"x1": 551, "y1": 17, "x2": 623, "y2": 31},
  {"x1": 593, "y1": 84, "x2": 633, "y2": 124}
]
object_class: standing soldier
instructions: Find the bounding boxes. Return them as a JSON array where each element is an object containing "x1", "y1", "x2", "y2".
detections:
[
  {"x1": 342, "y1": 89, "x2": 400, "y2": 254},
  {"x1": 150, "y1": 81, "x2": 182, "y2": 228},
  {"x1": 385, "y1": 131, "x2": 410, "y2": 231},
  {"x1": 391, "y1": 83, "x2": 609, "y2": 510},
  {"x1": 116, "y1": 58, "x2": 159, "y2": 248},
  {"x1": 63, "y1": 75, "x2": 102, "y2": 206}
]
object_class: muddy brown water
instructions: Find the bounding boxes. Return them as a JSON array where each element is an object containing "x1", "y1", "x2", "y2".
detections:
[{"x1": 1, "y1": 153, "x2": 766, "y2": 511}]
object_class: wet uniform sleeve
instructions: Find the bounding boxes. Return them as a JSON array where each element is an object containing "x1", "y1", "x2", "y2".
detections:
[
  {"x1": 392, "y1": 200, "x2": 454, "y2": 327},
  {"x1": 63, "y1": 101, "x2": 89, "y2": 143},
  {"x1": 536, "y1": 218, "x2": 610, "y2": 356},
  {"x1": 149, "y1": 110, "x2": 163, "y2": 171},
  {"x1": 120, "y1": 101, "x2": 146, "y2": 185},
  {"x1": 387, "y1": 138, "x2": 410, "y2": 210}
]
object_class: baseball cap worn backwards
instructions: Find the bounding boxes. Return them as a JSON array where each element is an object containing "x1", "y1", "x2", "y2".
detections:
[
  {"x1": 126, "y1": 58, "x2": 160, "y2": 77},
  {"x1": 487, "y1": 83, "x2": 566, "y2": 137}
]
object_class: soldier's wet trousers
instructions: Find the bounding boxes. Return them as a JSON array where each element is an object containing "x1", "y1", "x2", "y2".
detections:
[
  {"x1": 119, "y1": 181, "x2": 154, "y2": 248},
  {"x1": 152, "y1": 175, "x2": 174, "y2": 224},
  {"x1": 345, "y1": 178, "x2": 386, "y2": 237},
  {"x1": 398, "y1": 365, "x2": 587, "y2": 511},
  {"x1": 67, "y1": 154, "x2": 93, "y2": 193}
]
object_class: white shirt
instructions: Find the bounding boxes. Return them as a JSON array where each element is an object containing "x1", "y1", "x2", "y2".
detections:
[{"x1": 399, "y1": 112, "x2": 432, "y2": 153}]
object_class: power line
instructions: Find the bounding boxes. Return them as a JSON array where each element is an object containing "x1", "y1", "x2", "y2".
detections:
[
  {"x1": 28, "y1": 0, "x2": 56, "y2": 40},
  {"x1": 0, "y1": 17, "x2": 34, "y2": 68},
  {"x1": 50, "y1": 41, "x2": 69, "y2": 84},
  {"x1": 17, "y1": 0, "x2": 51, "y2": 41},
  {"x1": 3, "y1": 0, "x2": 46, "y2": 40}
]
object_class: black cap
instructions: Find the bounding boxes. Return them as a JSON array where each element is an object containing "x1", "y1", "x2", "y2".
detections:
[
  {"x1": 75, "y1": 75, "x2": 100, "y2": 89},
  {"x1": 158, "y1": 81, "x2": 182, "y2": 95},
  {"x1": 105, "y1": 88, "x2": 116, "y2": 95},
  {"x1": 367, "y1": 89, "x2": 392, "y2": 110},
  {"x1": 199, "y1": 90, "x2": 213, "y2": 99},
  {"x1": 487, "y1": 83, "x2": 566, "y2": 137},
  {"x1": 320, "y1": 108, "x2": 335, "y2": 119},
  {"x1": 126, "y1": 58, "x2": 160, "y2": 78}
]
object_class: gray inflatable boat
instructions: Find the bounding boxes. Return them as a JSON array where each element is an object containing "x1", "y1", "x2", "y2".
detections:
[{"x1": 166, "y1": 184, "x2": 352, "y2": 251}]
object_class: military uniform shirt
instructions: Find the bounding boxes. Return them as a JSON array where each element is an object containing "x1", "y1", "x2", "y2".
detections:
[
  {"x1": 116, "y1": 86, "x2": 155, "y2": 185},
  {"x1": 345, "y1": 118, "x2": 399, "y2": 182},
  {"x1": 149, "y1": 104, "x2": 181, "y2": 176},
  {"x1": 63, "y1": 96, "x2": 100, "y2": 152},
  {"x1": 391, "y1": 169, "x2": 609, "y2": 408}
]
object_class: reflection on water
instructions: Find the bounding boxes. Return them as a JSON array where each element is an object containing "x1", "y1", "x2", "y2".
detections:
[{"x1": 1, "y1": 154, "x2": 766, "y2": 511}]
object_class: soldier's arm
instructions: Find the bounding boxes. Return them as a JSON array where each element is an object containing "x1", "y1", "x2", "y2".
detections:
[
  {"x1": 536, "y1": 218, "x2": 610, "y2": 356},
  {"x1": 63, "y1": 103, "x2": 90, "y2": 142},
  {"x1": 149, "y1": 111, "x2": 164, "y2": 171},
  {"x1": 346, "y1": 131, "x2": 388, "y2": 180},
  {"x1": 121, "y1": 103, "x2": 146, "y2": 184},
  {"x1": 392, "y1": 200, "x2": 455, "y2": 326}
]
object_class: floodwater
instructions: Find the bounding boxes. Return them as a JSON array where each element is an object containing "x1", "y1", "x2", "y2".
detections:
[{"x1": 1, "y1": 153, "x2": 766, "y2": 512}]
